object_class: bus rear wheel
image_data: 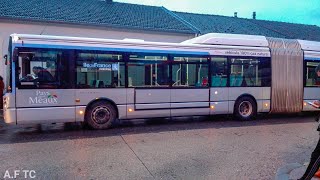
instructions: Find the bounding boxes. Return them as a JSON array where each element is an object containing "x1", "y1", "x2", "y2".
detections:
[
  {"x1": 234, "y1": 96, "x2": 257, "y2": 121},
  {"x1": 85, "y1": 101, "x2": 117, "y2": 130}
]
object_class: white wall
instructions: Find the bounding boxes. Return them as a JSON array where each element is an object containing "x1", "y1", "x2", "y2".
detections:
[{"x1": 0, "y1": 21, "x2": 194, "y2": 80}]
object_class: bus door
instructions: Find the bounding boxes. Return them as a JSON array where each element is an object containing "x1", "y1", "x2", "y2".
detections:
[
  {"x1": 170, "y1": 56, "x2": 210, "y2": 116},
  {"x1": 14, "y1": 48, "x2": 76, "y2": 124},
  {"x1": 133, "y1": 89, "x2": 171, "y2": 118},
  {"x1": 127, "y1": 54, "x2": 170, "y2": 119},
  {"x1": 210, "y1": 57, "x2": 229, "y2": 114}
]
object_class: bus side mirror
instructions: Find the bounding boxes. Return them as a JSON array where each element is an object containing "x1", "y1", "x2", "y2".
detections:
[{"x1": 3, "y1": 54, "x2": 8, "y2": 65}]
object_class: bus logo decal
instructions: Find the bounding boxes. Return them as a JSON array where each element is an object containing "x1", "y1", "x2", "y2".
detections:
[
  {"x1": 29, "y1": 90, "x2": 58, "y2": 105},
  {"x1": 82, "y1": 62, "x2": 119, "y2": 71}
]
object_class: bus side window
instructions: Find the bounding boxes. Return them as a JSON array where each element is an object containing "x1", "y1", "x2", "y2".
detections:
[
  {"x1": 305, "y1": 61, "x2": 320, "y2": 87},
  {"x1": 16, "y1": 48, "x2": 73, "y2": 89},
  {"x1": 211, "y1": 57, "x2": 227, "y2": 87},
  {"x1": 76, "y1": 51, "x2": 125, "y2": 89},
  {"x1": 229, "y1": 57, "x2": 271, "y2": 87},
  {"x1": 315, "y1": 64, "x2": 320, "y2": 86},
  {"x1": 172, "y1": 56, "x2": 208, "y2": 88},
  {"x1": 128, "y1": 54, "x2": 169, "y2": 87}
]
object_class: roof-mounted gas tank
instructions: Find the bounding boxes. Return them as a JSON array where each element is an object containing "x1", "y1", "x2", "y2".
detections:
[
  {"x1": 182, "y1": 33, "x2": 269, "y2": 47},
  {"x1": 298, "y1": 40, "x2": 320, "y2": 52}
]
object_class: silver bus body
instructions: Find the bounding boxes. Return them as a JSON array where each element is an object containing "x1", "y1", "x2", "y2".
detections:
[{"x1": 3, "y1": 33, "x2": 320, "y2": 125}]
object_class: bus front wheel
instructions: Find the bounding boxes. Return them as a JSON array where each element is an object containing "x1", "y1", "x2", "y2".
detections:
[
  {"x1": 234, "y1": 96, "x2": 257, "y2": 121},
  {"x1": 85, "y1": 101, "x2": 117, "y2": 130}
]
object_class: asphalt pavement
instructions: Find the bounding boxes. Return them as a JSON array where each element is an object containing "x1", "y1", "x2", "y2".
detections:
[{"x1": 0, "y1": 114, "x2": 319, "y2": 179}]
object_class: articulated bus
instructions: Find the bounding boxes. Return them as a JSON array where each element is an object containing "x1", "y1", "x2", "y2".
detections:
[{"x1": 2, "y1": 33, "x2": 320, "y2": 129}]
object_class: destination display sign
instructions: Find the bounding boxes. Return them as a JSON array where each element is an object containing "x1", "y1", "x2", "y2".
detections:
[
  {"x1": 212, "y1": 50, "x2": 270, "y2": 57},
  {"x1": 82, "y1": 63, "x2": 119, "y2": 71}
]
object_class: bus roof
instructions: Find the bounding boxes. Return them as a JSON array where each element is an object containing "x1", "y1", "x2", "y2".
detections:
[{"x1": 10, "y1": 33, "x2": 272, "y2": 57}]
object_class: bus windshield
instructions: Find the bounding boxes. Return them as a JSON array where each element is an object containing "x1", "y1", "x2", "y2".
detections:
[{"x1": 5, "y1": 37, "x2": 12, "y2": 93}]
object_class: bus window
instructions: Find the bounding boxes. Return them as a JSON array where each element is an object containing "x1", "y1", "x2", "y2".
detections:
[
  {"x1": 229, "y1": 57, "x2": 271, "y2": 87},
  {"x1": 259, "y1": 58, "x2": 271, "y2": 87},
  {"x1": 172, "y1": 56, "x2": 209, "y2": 88},
  {"x1": 305, "y1": 61, "x2": 320, "y2": 87},
  {"x1": 5, "y1": 37, "x2": 12, "y2": 92},
  {"x1": 128, "y1": 54, "x2": 169, "y2": 87},
  {"x1": 76, "y1": 51, "x2": 125, "y2": 88},
  {"x1": 211, "y1": 57, "x2": 227, "y2": 87},
  {"x1": 17, "y1": 48, "x2": 70, "y2": 89}
]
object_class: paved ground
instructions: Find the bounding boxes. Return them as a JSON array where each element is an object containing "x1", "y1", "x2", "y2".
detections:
[{"x1": 0, "y1": 114, "x2": 319, "y2": 179}]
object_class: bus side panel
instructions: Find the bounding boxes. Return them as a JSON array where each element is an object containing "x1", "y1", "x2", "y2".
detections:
[
  {"x1": 303, "y1": 88, "x2": 320, "y2": 111},
  {"x1": 171, "y1": 89, "x2": 209, "y2": 116},
  {"x1": 210, "y1": 87, "x2": 229, "y2": 115},
  {"x1": 304, "y1": 88, "x2": 320, "y2": 100},
  {"x1": 171, "y1": 89, "x2": 209, "y2": 103},
  {"x1": 75, "y1": 105, "x2": 127, "y2": 121},
  {"x1": 16, "y1": 107, "x2": 75, "y2": 124},
  {"x1": 124, "y1": 88, "x2": 135, "y2": 119},
  {"x1": 261, "y1": 87, "x2": 271, "y2": 112},
  {"x1": 171, "y1": 108, "x2": 209, "y2": 117},
  {"x1": 15, "y1": 89, "x2": 76, "y2": 124},
  {"x1": 76, "y1": 89, "x2": 127, "y2": 119},
  {"x1": 126, "y1": 89, "x2": 171, "y2": 119},
  {"x1": 3, "y1": 108, "x2": 16, "y2": 124},
  {"x1": 135, "y1": 89, "x2": 171, "y2": 104},
  {"x1": 125, "y1": 105, "x2": 170, "y2": 119},
  {"x1": 16, "y1": 89, "x2": 75, "y2": 107},
  {"x1": 3, "y1": 93, "x2": 17, "y2": 124},
  {"x1": 76, "y1": 89, "x2": 127, "y2": 105}
]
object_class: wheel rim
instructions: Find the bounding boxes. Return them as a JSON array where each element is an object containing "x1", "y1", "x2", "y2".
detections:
[
  {"x1": 91, "y1": 106, "x2": 111, "y2": 124},
  {"x1": 238, "y1": 101, "x2": 253, "y2": 118}
]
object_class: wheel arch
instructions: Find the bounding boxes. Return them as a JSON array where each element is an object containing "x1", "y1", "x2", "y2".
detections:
[
  {"x1": 233, "y1": 94, "x2": 257, "y2": 113},
  {"x1": 85, "y1": 98, "x2": 119, "y2": 119}
]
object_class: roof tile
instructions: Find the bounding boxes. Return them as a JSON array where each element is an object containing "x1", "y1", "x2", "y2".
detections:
[
  {"x1": 0, "y1": 0, "x2": 195, "y2": 33},
  {"x1": 1, "y1": 0, "x2": 320, "y2": 41},
  {"x1": 174, "y1": 11, "x2": 320, "y2": 41}
]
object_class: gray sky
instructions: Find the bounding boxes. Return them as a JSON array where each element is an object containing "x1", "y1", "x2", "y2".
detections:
[{"x1": 116, "y1": 0, "x2": 320, "y2": 26}]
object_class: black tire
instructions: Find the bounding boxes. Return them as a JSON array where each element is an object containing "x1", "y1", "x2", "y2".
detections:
[
  {"x1": 85, "y1": 101, "x2": 117, "y2": 130},
  {"x1": 234, "y1": 96, "x2": 257, "y2": 121}
]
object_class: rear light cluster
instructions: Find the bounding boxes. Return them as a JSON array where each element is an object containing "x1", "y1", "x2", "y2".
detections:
[{"x1": 3, "y1": 96, "x2": 7, "y2": 108}]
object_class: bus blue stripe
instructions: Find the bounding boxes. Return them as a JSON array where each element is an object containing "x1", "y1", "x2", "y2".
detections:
[
  {"x1": 12, "y1": 46, "x2": 16, "y2": 93},
  {"x1": 305, "y1": 57, "x2": 320, "y2": 61},
  {"x1": 15, "y1": 43, "x2": 210, "y2": 56}
]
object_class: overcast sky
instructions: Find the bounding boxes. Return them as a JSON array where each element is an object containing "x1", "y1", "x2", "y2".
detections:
[{"x1": 116, "y1": 0, "x2": 320, "y2": 26}]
